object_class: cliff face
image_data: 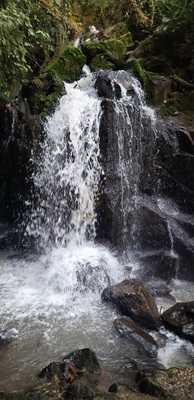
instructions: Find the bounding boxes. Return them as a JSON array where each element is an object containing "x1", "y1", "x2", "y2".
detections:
[{"x1": 0, "y1": 0, "x2": 194, "y2": 251}]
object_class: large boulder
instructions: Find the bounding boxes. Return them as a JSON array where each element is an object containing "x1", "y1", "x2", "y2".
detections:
[
  {"x1": 114, "y1": 317, "x2": 158, "y2": 356},
  {"x1": 102, "y1": 280, "x2": 160, "y2": 330},
  {"x1": 162, "y1": 301, "x2": 194, "y2": 343},
  {"x1": 137, "y1": 367, "x2": 194, "y2": 400}
]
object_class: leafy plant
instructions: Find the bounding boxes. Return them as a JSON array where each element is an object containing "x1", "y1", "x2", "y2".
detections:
[{"x1": 0, "y1": 0, "x2": 68, "y2": 100}]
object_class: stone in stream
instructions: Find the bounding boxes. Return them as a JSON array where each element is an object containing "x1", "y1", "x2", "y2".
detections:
[
  {"x1": 136, "y1": 367, "x2": 194, "y2": 400},
  {"x1": 39, "y1": 348, "x2": 101, "y2": 396},
  {"x1": 102, "y1": 280, "x2": 160, "y2": 330},
  {"x1": 161, "y1": 301, "x2": 194, "y2": 343},
  {"x1": 114, "y1": 317, "x2": 158, "y2": 356}
]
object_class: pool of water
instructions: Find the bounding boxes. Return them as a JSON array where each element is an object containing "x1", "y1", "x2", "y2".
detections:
[{"x1": 0, "y1": 244, "x2": 194, "y2": 391}]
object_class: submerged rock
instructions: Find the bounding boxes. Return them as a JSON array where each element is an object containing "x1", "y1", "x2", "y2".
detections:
[
  {"x1": 137, "y1": 367, "x2": 194, "y2": 400},
  {"x1": 102, "y1": 279, "x2": 160, "y2": 330},
  {"x1": 162, "y1": 301, "x2": 194, "y2": 343},
  {"x1": 114, "y1": 317, "x2": 158, "y2": 356}
]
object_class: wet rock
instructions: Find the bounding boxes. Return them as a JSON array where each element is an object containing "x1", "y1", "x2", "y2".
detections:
[
  {"x1": 102, "y1": 280, "x2": 160, "y2": 330},
  {"x1": 162, "y1": 301, "x2": 194, "y2": 342},
  {"x1": 137, "y1": 367, "x2": 194, "y2": 400},
  {"x1": 138, "y1": 252, "x2": 178, "y2": 282},
  {"x1": 147, "y1": 279, "x2": 176, "y2": 302},
  {"x1": 39, "y1": 348, "x2": 101, "y2": 394},
  {"x1": 65, "y1": 381, "x2": 94, "y2": 400},
  {"x1": 0, "y1": 101, "x2": 40, "y2": 228},
  {"x1": 114, "y1": 317, "x2": 158, "y2": 356},
  {"x1": 95, "y1": 74, "x2": 122, "y2": 99}
]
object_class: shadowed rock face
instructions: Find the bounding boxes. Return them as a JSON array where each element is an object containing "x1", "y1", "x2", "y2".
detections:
[
  {"x1": 95, "y1": 70, "x2": 194, "y2": 281},
  {"x1": 0, "y1": 101, "x2": 40, "y2": 237},
  {"x1": 162, "y1": 301, "x2": 194, "y2": 343},
  {"x1": 102, "y1": 279, "x2": 160, "y2": 330}
]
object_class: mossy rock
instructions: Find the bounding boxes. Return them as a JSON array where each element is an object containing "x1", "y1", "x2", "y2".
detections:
[
  {"x1": 82, "y1": 38, "x2": 129, "y2": 67},
  {"x1": 127, "y1": 57, "x2": 153, "y2": 98},
  {"x1": 104, "y1": 23, "x2": 132, "y2": 41},
  {"x1": 25, "y1": 75, "x2": 63, "y2": 116},
  {"x1": 90, "y1": 55, "x2": 114, "y2": 71},
  {"x1": 47, "y1": 46, "x2": 86, "y2": 83}
]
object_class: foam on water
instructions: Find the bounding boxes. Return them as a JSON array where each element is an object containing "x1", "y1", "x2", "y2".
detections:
[{"x1": 0, "y1": 244, "x2": 125, "y2": 323}]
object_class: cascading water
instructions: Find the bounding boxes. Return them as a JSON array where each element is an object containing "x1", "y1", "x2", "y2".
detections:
[
  {"x1": 1, "y1": 71, "x2": 194, "y2": 391},
  {"x1": 114, "y1": 76, "x2": 157, "y2": 246},
  {"x1": 26, "y1": 75, "x2": 102, "y2": 248}
]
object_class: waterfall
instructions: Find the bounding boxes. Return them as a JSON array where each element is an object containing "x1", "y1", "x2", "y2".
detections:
[
  {"x1": 25, "y1": 75, "x2": 102, "y2": 248},
  {"x1": 25, "y1": 70, "x2": 157, "y2": 251},
  {"x1": 113, "y1": 76, "x2": 157, "y2": 245}
]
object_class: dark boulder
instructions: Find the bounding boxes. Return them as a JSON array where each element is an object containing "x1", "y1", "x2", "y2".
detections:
[
  {"x1": 162, "y1": 301, "x2": 194, "y2": 343},
  {"x1": 102, "y1": 280, "x2": 160, "y2": 330},
  {"x1": 95, "y1": 70, "x2": 135, "y2": 100},
  {"x1": 95, "y1": 74, "x2": 121, "y2": 99},
  {"x1": 114, "y1": 317, "x2": 158, "y2": 356},
  {"x1": 39, "y1": 348, "x2": 101, "y2": 396}
]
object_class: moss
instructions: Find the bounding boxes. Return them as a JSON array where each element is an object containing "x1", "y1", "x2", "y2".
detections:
[
  {"x1": 102, "y1": 39, "x2": 128, "y2": 65},
  {"x1": 82, "y1": 38, "x2": 129, "y2": 68},
  {"x1": 128, "y1": 58, "x2": 152, "y2": 97},
  {"x1": 46, "y1": 46, "x2": 86, "y2": 83},
  {"x1": 90, "y1": 55, "x2": 114, "y2": 72}
]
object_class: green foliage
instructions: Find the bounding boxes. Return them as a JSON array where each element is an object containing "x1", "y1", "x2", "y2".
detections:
[
  {"x1": 158, "y1": 0, "x2": 194, "y2": 26},
  {"x1": 0, "y1": 0, "x2": 68, "y2": 101},
  {"x1": 82, "y1": 38, "x2": 129, "y2": 70},
  {"x1": 46, "y1": 46, "x2": 86, "y2": 81}
]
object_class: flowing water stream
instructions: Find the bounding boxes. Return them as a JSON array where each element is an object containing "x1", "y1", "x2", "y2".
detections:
[{"x1": 0, "y1": 72, "x2": 194, "y2": 391}]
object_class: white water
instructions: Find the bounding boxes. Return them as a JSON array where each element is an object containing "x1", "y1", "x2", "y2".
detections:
[
  {"x1": 25, "y1": 75, "x2": 102, "y2": 248},
  {"x1": 1, "y1": 72, "x2": 194, "y2": 391}
]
